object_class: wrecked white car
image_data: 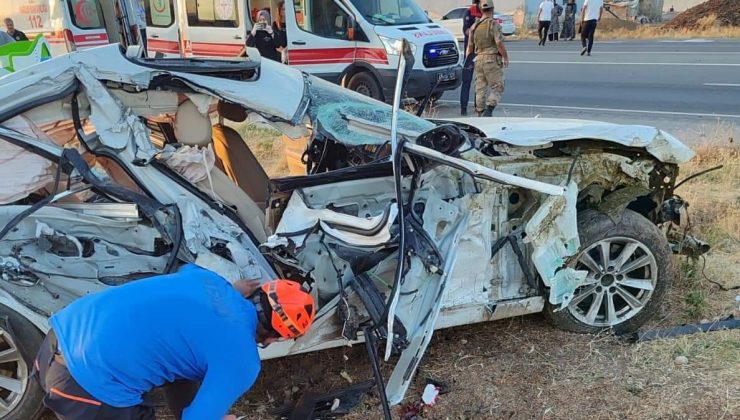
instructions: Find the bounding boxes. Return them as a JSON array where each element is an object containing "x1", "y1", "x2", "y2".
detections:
[{"x1": 0, "y1": 45, "x2": 699, "y2": 419}]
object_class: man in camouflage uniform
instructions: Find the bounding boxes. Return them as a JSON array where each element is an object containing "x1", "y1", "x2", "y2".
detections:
[{"x1": 466, "y1": 0, "x2": 510, "y2": 117}]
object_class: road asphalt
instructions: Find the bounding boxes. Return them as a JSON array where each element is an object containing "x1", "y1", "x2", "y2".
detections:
[{"x1": 435, "y1": 38, "x2": 740, "y2": 142}]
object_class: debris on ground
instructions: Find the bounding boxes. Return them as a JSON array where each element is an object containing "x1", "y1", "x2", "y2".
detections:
[
  {"x1": 663, "y1": 0, "x2": 740, "y2": 30},
  {"x1": 628, "y1": 315, "x2": 740, "y2": 342},
  {"x1": 421, "y1": 384, "x2": 440, "y2": 406},
  {"x1": 674, "y1": 355, "x2": 689, "y2": 365}
]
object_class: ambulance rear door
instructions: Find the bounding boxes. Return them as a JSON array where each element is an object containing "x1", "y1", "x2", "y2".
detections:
[
  {"x1": 62, "y1": 0, "x2": 110, "y2": 51},
  {"x1": 182, "y1": 0, "x2": 246, "y2": 57},
  {"x1": 144, "y1": 0, "x2": 180, "y2": 56}
]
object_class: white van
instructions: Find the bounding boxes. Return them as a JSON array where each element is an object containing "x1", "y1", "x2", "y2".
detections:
[
  {"x1": 0, "y1": 0, "x2": 143, "y2": 58},
  {"x1": 146, "y1": 0, "x2": 462, "y2": 101}
]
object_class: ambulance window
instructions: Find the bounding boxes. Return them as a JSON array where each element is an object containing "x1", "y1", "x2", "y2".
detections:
[
  {"x1": 66, "y1": 0, "x2": 105, "y2": 29},
  {"x1": 185, "y1": 0, "x2": 239, "y2": 27},
  {"x1": 294, "y1": 0, "x2": 350, "y2": 40},
  {"x1": 145, "y1": 0, "x2": 176, "y2": 27}
]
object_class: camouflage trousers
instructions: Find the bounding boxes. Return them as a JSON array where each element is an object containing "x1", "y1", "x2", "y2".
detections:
[{"x1": 474, "y1": 55, "x2": 505, "y2": 112}]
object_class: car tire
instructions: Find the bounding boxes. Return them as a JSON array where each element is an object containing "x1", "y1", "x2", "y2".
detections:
[
  {"x1": 347, "y1": 72, "x2": 383, "y2": 101},
  {"x1": 544, "y1": 209, "x2": 674, "y2": 335},
  {"x1": 0, "y1": 305, "x2": 45, "y2": 420}
]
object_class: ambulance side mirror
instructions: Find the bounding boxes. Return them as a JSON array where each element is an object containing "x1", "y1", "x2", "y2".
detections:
[{"x1": 348, "y1": 17, "x2": 357, "y2": 41}]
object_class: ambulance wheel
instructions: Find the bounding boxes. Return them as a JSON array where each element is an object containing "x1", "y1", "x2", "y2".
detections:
[
  {"x1": 347, "y1": 72, "x2": 383, "y2": 101},
  {"x1": 0, "y1": 305, "x2": 45, "y2": 420}
]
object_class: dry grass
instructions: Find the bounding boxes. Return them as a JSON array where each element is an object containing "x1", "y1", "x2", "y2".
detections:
[
  {"x1": 232, "y1": 122, "x2": 289, "y2": 178},
  {"x1": 517, "y1": 15, "x2": 740, "y2": 40}
]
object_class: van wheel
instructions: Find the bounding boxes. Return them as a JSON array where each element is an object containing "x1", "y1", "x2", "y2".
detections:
[
  {"x1": 347, "y1": 72, "x2": 383, "y2": 101},
  {"x1": 0, "y1": 305, "x2": 45, "y2": 420},
  {"x1": 544, "y1": 209, "x2": 673, "y2": 335}
]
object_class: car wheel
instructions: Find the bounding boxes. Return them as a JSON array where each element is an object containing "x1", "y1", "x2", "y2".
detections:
[
  {"x1": 0, "y1": 305, "x2": 45, "y2": 420},
  {"x1": 347, "y1": 72, "x2": 383, "y2": 101},
  {"x1": 545, "y1": 209, "x2": 674, "y2": 334}
]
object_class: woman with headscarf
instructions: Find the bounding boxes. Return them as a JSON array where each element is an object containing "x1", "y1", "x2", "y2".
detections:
[
  {"x1": 548, "y1": 0, "x2": 563, "y2": 42},
  {"x1": 246, "y1": 10, "x2": 281, "y2": 62},
  {"x1": 561, "y1": 0, "x2": 577, "y2": 41}
]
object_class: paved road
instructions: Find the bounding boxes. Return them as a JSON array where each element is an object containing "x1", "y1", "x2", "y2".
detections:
[{"x1": 435, "y1": 39, "x2": 740, "y2": 140}]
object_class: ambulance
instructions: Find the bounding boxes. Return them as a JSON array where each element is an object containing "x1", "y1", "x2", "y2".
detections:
[
  {"x1": 146, "y1": 0, "x2": 462, "y2": 102},
  {"x1": 0, "y1": 0, "x2": 143, "y2": 58}
]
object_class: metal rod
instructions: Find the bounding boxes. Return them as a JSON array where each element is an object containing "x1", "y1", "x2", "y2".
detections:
[{"x1": 363, "y1": 327, "x2": 393, "y2": 420}]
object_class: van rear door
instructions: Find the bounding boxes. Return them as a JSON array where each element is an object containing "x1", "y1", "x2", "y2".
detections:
[
  {"x1": 181, "y1": 0, "x2": 245, "y2": 57},
  {"x1": 63, "y1": 0, "x2": 110, "y2": 51},
  {"x1": 285, "y1": 0, "x2": 358, "y2": 81},
  {"x1": 144, "y1": 0, "x2": 180, "y2": 57}
]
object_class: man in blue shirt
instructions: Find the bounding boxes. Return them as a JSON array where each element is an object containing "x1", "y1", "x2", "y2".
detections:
[{"x1": 34, "y1": 264, "x2": 316, "y2": 419}]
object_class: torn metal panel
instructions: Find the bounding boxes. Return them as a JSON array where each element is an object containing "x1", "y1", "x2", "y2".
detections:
[
  {"x1": 442, "y1": 117, "x2": 696, "y2": 164},
  {"x1": 525, "y1": 182, "x2": 586, "y2": 307}
]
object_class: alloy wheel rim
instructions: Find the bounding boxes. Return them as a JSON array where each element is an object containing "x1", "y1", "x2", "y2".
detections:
[
  {"x1": 0, "y1": 328, "x2": 28, "y2": 416},
  {"x1": 568, "y1": 237, "x2": 658, "y2": 327}
]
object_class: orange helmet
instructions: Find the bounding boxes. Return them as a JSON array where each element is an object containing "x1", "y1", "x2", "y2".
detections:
[{"x1": 261, "y1": 280, "x2": 316, "y2": 339}]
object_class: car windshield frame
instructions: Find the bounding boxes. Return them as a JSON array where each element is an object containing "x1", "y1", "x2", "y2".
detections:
[{"x1": 347, "y1": 0, "x2": 431, "y2": 26}]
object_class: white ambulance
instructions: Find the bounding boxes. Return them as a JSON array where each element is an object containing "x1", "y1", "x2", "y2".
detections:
[
  {"x1": 146, "y1": 0, "x2": 462, "y2": 102},
  {"x1": 0, "y1": 0, "x2": 143, "y2": 58}
]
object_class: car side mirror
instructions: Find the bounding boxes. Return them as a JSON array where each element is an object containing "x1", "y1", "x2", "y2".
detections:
[{"x1": 441, "y1": 16, "x2": 448, "y2": 20}]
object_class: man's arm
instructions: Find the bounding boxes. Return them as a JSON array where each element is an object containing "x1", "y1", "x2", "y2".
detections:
[
  {"x1": 598, "y1": 5, "x2": 603, "y2": 21},
  {"x1": 581, "y1": 2, "x2": 588, "y2": 23},
  {"x1": 537, "y1": 4, "x2": 543, "y2": 21},
  {"x1": 462, "y1": 9, "x2": 473, "y2": 36},
  {"x1": 182, "y1": 358, "x2": 260, "y2": 420},
  {"x1": 497, "y1": 41, "x2": 509, "y2": 68}
]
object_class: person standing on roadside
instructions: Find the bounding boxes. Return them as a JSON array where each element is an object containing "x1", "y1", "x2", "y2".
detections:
[
  {"x1": 561, "y1": 0, "x2": 577, "y2": 41},
  {"x1": 4, "y1": 18, "x2": 28, "y2": 41},
  {"x1": 537, "y1": 0, "x2": 554, "y2": 46},
  {"x1": 460, "y1": 0, "x2": 483, "y2": 116},
  {"x1": 580, "y1": 0, "x2": 603, "y2": 56},
  {"x1": 467, "y1": 0, "x2": 509, "y2": 117},
  {"x1": 548, "y1": 0, "x2": 563, "y2": 42}
]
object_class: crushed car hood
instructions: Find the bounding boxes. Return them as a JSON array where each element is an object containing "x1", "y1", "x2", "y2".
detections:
[
  {"x1": 0, "y1": 45, "x2": 308, "y2": 126},
  {"x1": 442, "y1": 117, "x2": 695, "y2": 164}
]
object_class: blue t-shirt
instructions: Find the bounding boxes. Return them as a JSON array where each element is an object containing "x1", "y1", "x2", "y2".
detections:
[{"x1": 50, "y1": 264, "x2": 260, "y2": 420}]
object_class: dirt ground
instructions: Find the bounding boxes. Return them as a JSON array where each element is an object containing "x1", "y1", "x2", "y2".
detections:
[
  {"x1": 214, "y1": 123, "x2": 739, "y2": 420},
  {"x1": 664, "y1": 0, "x2": 740, "y2": 30}
]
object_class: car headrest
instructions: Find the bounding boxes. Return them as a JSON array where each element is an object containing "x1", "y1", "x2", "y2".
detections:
[
  {"x1": 217, "y1": 100, "x2": 248, "y2": 123},
  {"x1": 174, "y1": 100, "x2": 212, "y2": 147}
]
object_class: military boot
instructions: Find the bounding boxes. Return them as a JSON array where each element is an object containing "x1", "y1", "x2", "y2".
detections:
[{"x1": 482, "y1": 106, "x2": 495, "y2": 117}]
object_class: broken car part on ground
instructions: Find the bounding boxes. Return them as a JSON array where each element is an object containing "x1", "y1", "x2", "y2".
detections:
[{"x1": 0, "y1": 44, "x2": 703, "y2": 419}]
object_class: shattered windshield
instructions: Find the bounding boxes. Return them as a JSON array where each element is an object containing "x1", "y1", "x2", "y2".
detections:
[
  {"x1": 305, "y1": 76, "x2": 435, "y2": 146},
  {"x1": 348, "y1": 0, "x2": 431, "y2": 26}
]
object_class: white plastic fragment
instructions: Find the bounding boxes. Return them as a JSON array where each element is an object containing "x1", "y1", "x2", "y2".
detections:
[{"x1": 421, "y1": 384, "x2": 440, "y2": 406}]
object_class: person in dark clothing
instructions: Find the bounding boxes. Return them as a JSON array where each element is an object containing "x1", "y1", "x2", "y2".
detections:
[
  {"x1": 460, "y1": 0, "x2": 482, "y2": 116},
  {"x1": 272, "y1": 1, "x2": 288, "y2": 63},
  {"x1": 247, "y1": 10, "x2": 281, "y2": 62},
  {"x1": 561, "y1": 0, "x2": 577, "y2": 40},
  {"x1": 34, "y1": 264, "x2": 317, "y2": 420},
  {"x1": 580, "y1": 0, "x2": 603, "y2": 56},
  {"x1": 4, "y1": 18, "x2": 28, "y2": 41}
]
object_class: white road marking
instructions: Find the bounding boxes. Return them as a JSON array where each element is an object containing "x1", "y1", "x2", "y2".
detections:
[
  {"x1": 658, "y1": 39, "x2": 715, "y2": 43},
  {"x1": 511, "y1": 51, "x2": 739, "y2": 54},
  {"x1": 436, "y1": 100, "x2": 740, "y2": 119},
  {"x1": 703, "y1": 83, "x2": 740, "y2": 87},
  {"x1": 510, "y1": 60, "x2": 740, "y2": 66}
]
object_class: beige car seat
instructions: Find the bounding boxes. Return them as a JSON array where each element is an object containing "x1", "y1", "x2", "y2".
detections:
[
  {"x1": 174, "y1": 99, "x2": 268, "y2": 243},
  {"x1": 212, "y1": 101, "x2": 270, "y2": 211}
]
